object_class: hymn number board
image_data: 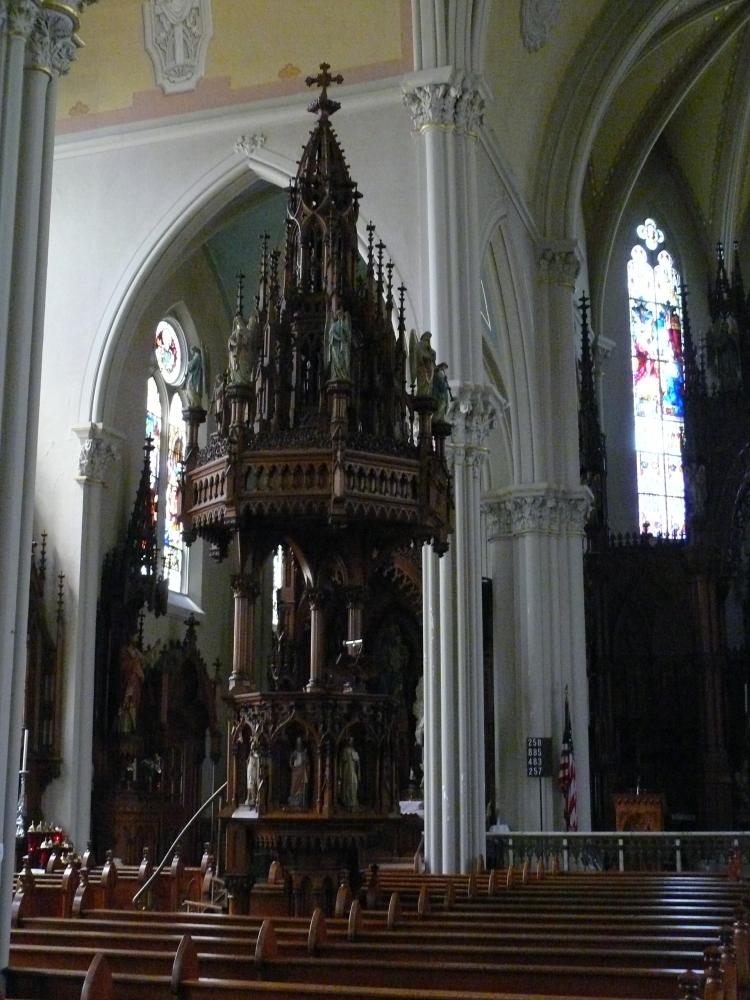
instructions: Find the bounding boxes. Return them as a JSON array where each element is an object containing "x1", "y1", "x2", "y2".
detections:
[{"x1": 526, "y1": 737, "x2": 552, "y2": 778}]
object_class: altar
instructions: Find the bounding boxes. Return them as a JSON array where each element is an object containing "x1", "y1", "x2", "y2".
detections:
[{"x1": 613, "y1": 792, "x2": 666, "y2": 832}]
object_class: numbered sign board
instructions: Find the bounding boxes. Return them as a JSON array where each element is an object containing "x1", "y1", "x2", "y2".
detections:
[{"x1": 526, "y1": 736, "x2": 552, "y2": 777}]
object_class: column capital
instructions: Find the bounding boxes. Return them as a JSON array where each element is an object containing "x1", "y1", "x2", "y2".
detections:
[
  {"x1": 538, "y1": 239, "x2": 581, "y2": 288},
  {"x1": 7, "y1": 0, "x2": 39, "y2": 40},
  {"x1": 447, "y1": 383, "x2": 496, "y2": 454},
  {"x1": 402, "y1": 70, "x2": 485, "y2": 137},
  {"x1": 483, "y1": 484, "x2": 593, "y2": 539},
  {"x1": 343, "y1": 585, "x2": 366, "y2": 608},
  {"x1": 25, "y1": 6, "x2": 77, "y2": 76},
  {"x1": 231, "y1": 575, "x2": 260, "y2": 601},
  {"x1": 47, "y1": 8, "x2": 77, "y2": 75},
  {"x1": 73, "y1": 423, "x2": 120, "y2": 486}
]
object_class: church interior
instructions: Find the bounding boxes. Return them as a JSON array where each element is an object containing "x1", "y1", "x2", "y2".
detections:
[{"x1": 3, "y1": 0, "x2": 750, "y2": 989}]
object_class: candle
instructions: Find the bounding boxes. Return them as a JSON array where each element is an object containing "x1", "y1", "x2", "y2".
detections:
[{"x1": 21, "y1": 728, "x2": 28, "y2": 773}]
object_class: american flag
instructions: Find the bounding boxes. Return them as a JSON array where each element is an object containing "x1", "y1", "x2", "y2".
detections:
[{"x1": 558, "y1": 693, "x2": 578, "y2": 831}]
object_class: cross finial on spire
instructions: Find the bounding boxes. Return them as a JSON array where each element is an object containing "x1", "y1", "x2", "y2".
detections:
[{"x1": 305, "y1": 62, "x2": 344, "y2": 118}]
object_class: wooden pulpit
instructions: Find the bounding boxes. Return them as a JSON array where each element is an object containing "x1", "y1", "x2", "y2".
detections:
[{"x1": 613, "y1": 792, "x2": 666, "y2": 831}]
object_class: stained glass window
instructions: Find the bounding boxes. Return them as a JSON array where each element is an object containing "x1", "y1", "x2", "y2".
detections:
[
  {"x1": 154, "y1": 319, "x2": 185, "y2": 386},
  {"x1": 145, "y1": 321, "x2": 189, "y2": 593},
  {"x1": 164, "y1": 393, "x2": 185, "y2": 591},
  {"x1": 627, "y1": 217, "x2": 685, "y2": 536}
]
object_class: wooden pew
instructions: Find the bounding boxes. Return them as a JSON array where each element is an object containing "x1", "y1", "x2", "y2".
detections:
[
  {"x1": 6, "y1": 931, "x2": 688, "y2": 1000},
  {"x1": 8, "y1": 910, "x2": 707, "y2": 999}
]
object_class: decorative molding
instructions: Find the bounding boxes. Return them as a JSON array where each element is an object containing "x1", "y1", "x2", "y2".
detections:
[
  {"x1": 402, "y1": 76, "x2": 484, "y2": 136},
  {"x1": 7, "y1": 0, "x2": 39, "y2": 40},
  {"x1": 483, "y1": 485, "x2": 593, "y2": 538},
  {"x1": 234, "y1": 132, "x2": 267, "y2": 158},
  {"x1": 143, "y1": 0, "x2": 213, "y2": 96},
  {"x1": 538, "y1": 239, "x2": 581, "y2": 288},
  {"x1": 521, "y1": 0, "x2": 562, "y2": 53},
  {"x1": 74, "y1": 424, "x2": 119, "y2": 485}
]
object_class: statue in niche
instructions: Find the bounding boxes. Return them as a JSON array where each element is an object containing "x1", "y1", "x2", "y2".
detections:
[
  {"x1": 245, "y1": 746, "x2": 260, "y2": 808},
  {"x1": 712, "y1": 316, "x2": 741, "y2": 391},
  {"x1": 409, "y1": 330, "x2": 436, "y2": 396},
  {"x1": 288, "y1": 737, "x2": 310, "y2": 809},
  {"x1": 185, "y1": 345, "x2": 205, "y2": 407},
  {"x1": 227, "y1": 314, "x2": 254, "y2": 387},
  {"x1": 116, "y1": 639, "x2": 146, "y2": 734},
  {"x1": 338, "y1": 735, "x2": 360, "y2": 810},
  {"x1": 325, "y1": 303, "x2": 352, "y2": 382},
  {"x1": 432, "y1": 362, "x2": 453, "y2": 422}
]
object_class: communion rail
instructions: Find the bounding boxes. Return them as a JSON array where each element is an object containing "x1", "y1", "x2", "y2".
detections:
[{"x1": 486, "y1": 831, "x2": 750, "y2": 873}]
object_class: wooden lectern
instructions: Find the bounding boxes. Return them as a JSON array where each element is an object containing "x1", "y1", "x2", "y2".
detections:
[{"x1": 613, "y1": 792, "x2": 665, "y2": 831}]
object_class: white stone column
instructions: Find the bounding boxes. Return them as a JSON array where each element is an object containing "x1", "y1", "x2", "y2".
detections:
[
  {"x1": 403, "y1": 69, "x2": 490, "y2": 873},
  {"x1": 0, "y1": 1, "x2": 39, "y2": 433},
  {"x1": 421, "y1": 542, "x2": 441, "y2": 868},
  {"x1": 484, "y1": 486, "x2": 592, "y2": 832},
  {"x1": 66, "y1": 426, "x2": 119, "y2": 848},
  {"x1": 0, "y1": 0, "x2": 90, "y2": 969}
]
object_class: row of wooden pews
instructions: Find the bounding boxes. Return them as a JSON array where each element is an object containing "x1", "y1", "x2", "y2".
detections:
[
  {"x1": 10, "y1": 846, "x2": 213, "y2": 922},
  {"x1": 6, "y1": 861, "x2": 747, "y2": 1000}
]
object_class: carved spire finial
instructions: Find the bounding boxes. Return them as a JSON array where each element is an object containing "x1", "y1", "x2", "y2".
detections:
[
  {"x1": 234, "y1": 273, "x2": 246, "y2": 319},
  {"x1": 305, "y1": 62, "x2": 344, "y2": 118}
]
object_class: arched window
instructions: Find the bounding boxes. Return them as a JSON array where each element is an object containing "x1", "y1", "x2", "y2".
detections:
[
  {"x1": 146, "y1": 318, "x2": 189, "y2": 593},
  {"x1": 627, "y1": 217, "x2": 685, "y2": 536}
]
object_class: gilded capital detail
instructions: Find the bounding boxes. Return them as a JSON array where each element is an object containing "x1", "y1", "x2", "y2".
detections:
[
  {"x1": 402, "y1": 79, "x2": 485, "y2": 136},
  {"x1": 483, "y1": 486, "x2": 592, "y2": 538},
  {"x1": 7, "y1": 0, "x2": 39, "y2": 40},
  {"x1": 48, "y1": 9, "x2": 77, "y2": 75}
]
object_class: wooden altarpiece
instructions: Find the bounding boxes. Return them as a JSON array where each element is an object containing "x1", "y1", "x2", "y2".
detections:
[
  {"x1": 579, "y1": 251, "x2": 750, "y2": 829},
  {"x1": 19, "y1": 535, "x2": 65, "y2": 846},
  {"x1": 181, "y1": 66, "x2": 453, "y2": 911},
  {"x1": 93, "y1": 442, "x2": 221, "y2": 863}
]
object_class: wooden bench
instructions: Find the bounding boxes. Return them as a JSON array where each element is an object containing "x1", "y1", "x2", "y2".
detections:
[
  {"x1": 9, "y1": 870, "x2": 745, "y2": 1000},
  {"x1": 6, "y1": 907, "x2": 714, "y2": 999},
  {"x1": 5, "y1": 931, "x2": 696, "y2": 1000}
]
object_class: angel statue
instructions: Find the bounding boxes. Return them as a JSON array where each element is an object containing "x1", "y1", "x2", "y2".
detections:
[
  {"x1": 324, "y1": 304, "x2": 352, "y2": 382},
  {"x1": 409, "y1": 330, "x2": 436, "y2": 396}
]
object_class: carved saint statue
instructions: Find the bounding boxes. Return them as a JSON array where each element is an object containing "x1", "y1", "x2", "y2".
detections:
[
  {"x1": 338, "y1": 735, "x2": 360, "y2": 810},
  {"x1": 409, "y1": 330, "x2": 436, "y2": 396},
  {"x1": 227, "y1": 314, "x2": 254, "y2": 387},
  {"x1": 245, "y1": 747, "x2": 260, "y2": 808},
  {"x1": 325, "y1": 305, "x2": 352, "y2": 382},
  {"x1": 432, "y1": 362, "x2": 453, "y2": 423},
  {"x1": 116, "y1": 639, "x2": 145, "y2": 734},
  {"x1": 288, "y1": 737, "x2": 310, "y2": 809},
  {"x1": 185, "y1": 345, "x2": 205, "y2": 407}
]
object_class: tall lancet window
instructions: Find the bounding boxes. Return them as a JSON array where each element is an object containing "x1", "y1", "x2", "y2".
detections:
[
  {"x1": 628, "y1": 217, "x2": 685, "y2": 536},
  {"x1": 146, "y1": 318, "x2": 189, "y2": 593}
]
